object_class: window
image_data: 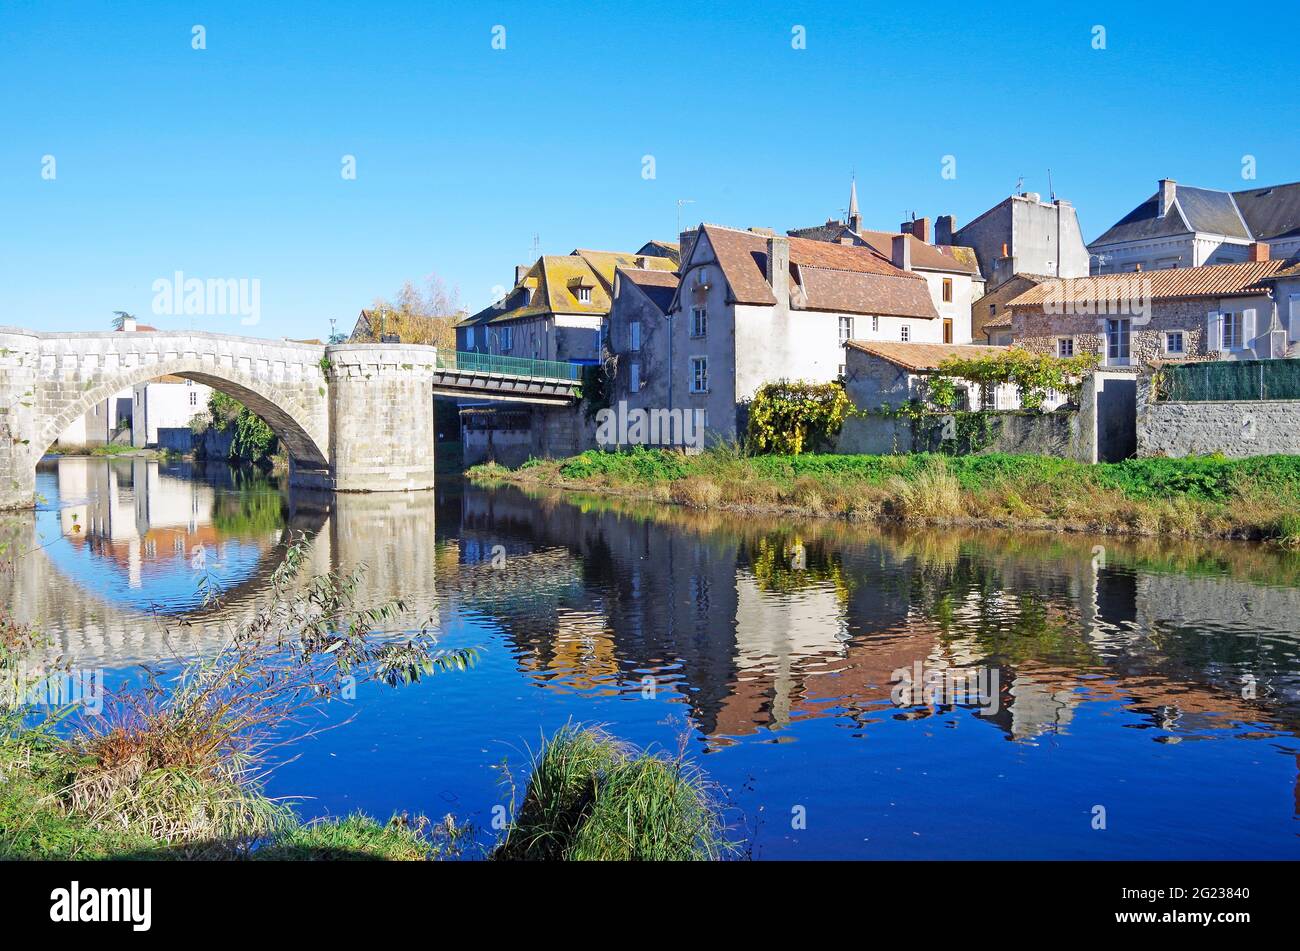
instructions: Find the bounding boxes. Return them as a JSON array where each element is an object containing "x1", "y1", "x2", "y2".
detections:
[
  {"x1": 499, "y1": 326, "x2": 514, "y2": 352},
  {"x1": 689, "y1": 356, "x2": 708, "y2": 393},
  {"x1": 577, "y1": 287, "x2": 592, "y2": 304},
  {"x1": 629, "y1": 361, "x2": 641, "y2": 393},
  {"x1": 466, "y1": 327, "x2": 476, "y2": 349},
  {"x1": 1105, "y1": 318, "x2": 1130, "y2": 365},
  {"x1": 942, "y1": 278, "x2": 953, "y2": 303},
  {"x1": 1164, "y1": 331, "x2": 1185, "y2": 355},
  {"x1": 943, "y1": 319, "x2": 953, "y2": 344},
  {"x1": 189, "y1": 391, "x2": 198, "y2": 407},
  {"x1": 872, "y1": 316, "x2": 880, "y2": 332},
  {"x1": 1057, "y1": 337, "x2": 1074, "y2": 358},
  {"x1": 838, "y1": 315, "x2": 853, "y2": 344},
  {"x1": 690, "y1": 307, "x2": 707, "y2": 338},
  {"x1": 630, "y1": 321, "x2": 641, "y2": 352},
  {"x1": 837, "y1": 364, "x2": 846, "y2": 379},
  {"x1": 1222, "y1": 312, "x2": 1244, "y2": 350},
  {"x1": 900, "y1": 325, "x2": 910, "y2": 342}
]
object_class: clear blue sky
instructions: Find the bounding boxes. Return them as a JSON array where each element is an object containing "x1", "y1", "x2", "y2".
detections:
[{"x1": 2, "y1": 0, "x2": 1295, "y2": 339}]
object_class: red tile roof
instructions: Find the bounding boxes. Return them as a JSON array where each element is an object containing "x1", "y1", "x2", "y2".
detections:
[
  {"x1": 1007, "y1": 260, "x2": 1284, "y2": 307},
  {"x1": 844, "y1": 340, "x2": 1010, "y2": 372}
]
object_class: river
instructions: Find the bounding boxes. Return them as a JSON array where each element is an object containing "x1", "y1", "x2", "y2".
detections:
[{"x1": 3, "y1": 455, "x2": 1299, "y2": 859}]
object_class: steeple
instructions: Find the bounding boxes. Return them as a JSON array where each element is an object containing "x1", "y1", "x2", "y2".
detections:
[{"x1": 847, "y1": 176, "x2": 862, "y2": 232}]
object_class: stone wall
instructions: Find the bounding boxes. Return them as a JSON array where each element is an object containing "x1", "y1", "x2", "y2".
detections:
[
  {"x1": 836, "y1": 408, "x2": 1086, "y2": 460},
  {"x1": 1136, "y1": 367, "x2": 1300, "y2": 457}
]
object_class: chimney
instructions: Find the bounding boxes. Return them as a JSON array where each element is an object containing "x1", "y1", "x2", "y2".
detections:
[
  {"x1": 899, "y1": 220, "x2": 913, "y2": 236},
  {"x1": 1248, "y1": 241, "x2": 1270, "y2": 262},
  {"x1": 515, "y1": 264, "x2": 529, "y2": 284},
  {"x1": 891, "y1": 234, "x2": 912, "y2": 271},
  {"x1": 1158, "y1": 179, "x2": 1177, "y2": 218},
  {"x1": 912, "y1": 217, "x2": 931, "y2": 244},
  {"x1": 636, "y1": 255, "x2": 651, "y2": 269},
  {"x1": 766, "y1": 236, "x2": 790, "y2": 306},
  {"x1": 935, "y1": 215, "x2": 957, "y2": 245},
  {"x1": 678, "y1": 228, "x2": 697, "y2": 265},
  {"x1": 122, "y1": 315, "x2": 137, "y2": 332}
]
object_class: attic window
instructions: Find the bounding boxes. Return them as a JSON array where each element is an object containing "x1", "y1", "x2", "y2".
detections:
[{"x1": 577, "y1": 287, "x2": 592, "y2": 304}]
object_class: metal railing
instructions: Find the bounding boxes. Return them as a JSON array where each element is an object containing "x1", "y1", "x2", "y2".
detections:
[
  {"x1": 434, "y1": 350, "x2": 583, "y2": 383},
  {"x1": 1157, "y1": 359, "x2": 1300, "y2": 402}
]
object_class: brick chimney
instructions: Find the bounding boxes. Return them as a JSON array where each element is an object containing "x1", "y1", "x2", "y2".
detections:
[
  {"x1": 911, "y1": 217, "x2": 931, "y2": 244},
  {"x1": 1158, "y1": 179, "x2": 1177, "y2": 218},
  {"x1": 891, "y1": 234, "x2": 912, "y2": 271},
  {"x1": 515, "y1": 264, "x2": 529, "y2": 284},
  {"x1": 766, "y1": 236, "x2": 790, "y2": 305},
  {"x1": 1248, "y1": 241, "x2": 1270, "y2": 262},
  {"x1": 678, "y1": 228, "x2": 697, "y2": 266},
  {"x1": 935, "y1": 215, "x2": 957, "y2": 245}
]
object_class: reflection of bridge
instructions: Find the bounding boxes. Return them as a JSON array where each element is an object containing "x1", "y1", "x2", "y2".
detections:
[{"x1": 0, "y1": 328, "x2": 581, "y2": 509}]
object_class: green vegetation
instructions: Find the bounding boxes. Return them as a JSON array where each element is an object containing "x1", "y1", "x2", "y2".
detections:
[
  {"x1": 934, "y1": 348, "x2": 1100, "y2": 410},
  {"x1": 192, "y1": 392, "x2": 280, "y2": 466},
  {"x1": 746, "y1": 380, "x2": 852, "y2": 454},
  {"x1": 470, "y1": 447, "x2": 1300, "y2": 542},
  {"x1": 494, "y1": 725, "x2": 731, "y2": 861}
]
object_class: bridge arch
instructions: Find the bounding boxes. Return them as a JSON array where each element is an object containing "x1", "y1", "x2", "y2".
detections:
[{"x1": 38, "y1": 356, "x2": 330, "y2": 469}]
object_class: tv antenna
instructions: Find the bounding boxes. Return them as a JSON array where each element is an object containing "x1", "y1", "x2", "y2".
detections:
[
  {"x1": 675, "y1": 198, "x2": 695, "y2": 234},
  {"x1": 1047, "y1": 168, "x2": 1056, "y2": 201}
]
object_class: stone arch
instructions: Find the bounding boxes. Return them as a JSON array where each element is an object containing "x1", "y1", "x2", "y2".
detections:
[{"x1": 38, "y1": 357, "x2": 329, "y2": 468}]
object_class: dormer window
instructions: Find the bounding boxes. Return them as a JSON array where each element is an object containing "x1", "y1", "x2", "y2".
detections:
[{"x1": 577, "y1": 287, "x2": 592, "y2": 304}]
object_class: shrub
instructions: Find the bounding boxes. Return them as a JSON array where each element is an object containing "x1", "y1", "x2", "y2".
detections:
[{"x1": 745, "y1": 380, "x2": 852, "y2": 455}]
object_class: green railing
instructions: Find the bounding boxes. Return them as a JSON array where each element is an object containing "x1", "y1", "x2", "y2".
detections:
[
  {"x1": 1157, "y1": 359, "x2": 1300, "y2": 402},
  {"x1": 435, "y1": 350, "x2": 583, "y2": 382}
]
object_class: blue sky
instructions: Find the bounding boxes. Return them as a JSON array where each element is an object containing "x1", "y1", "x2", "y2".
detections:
[{"x1": 1, "y1": 0, "x2": 1295, "y2": 340}]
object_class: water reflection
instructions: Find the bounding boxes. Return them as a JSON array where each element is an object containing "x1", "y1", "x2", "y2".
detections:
[{"x1": 3, "y1": 459, "x2": 1299, "y2": 857}]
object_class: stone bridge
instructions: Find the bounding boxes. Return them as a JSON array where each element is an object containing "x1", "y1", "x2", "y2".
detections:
[{"x1": 0, "y1": 328, "x2": 581, "y2": 509}]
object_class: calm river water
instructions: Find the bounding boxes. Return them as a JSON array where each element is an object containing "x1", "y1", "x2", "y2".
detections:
[{"x1": 4, "y1": 456, "x2": 1300, "y2": 859}]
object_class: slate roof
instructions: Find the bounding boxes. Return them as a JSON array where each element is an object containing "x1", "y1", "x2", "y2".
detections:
[
  {"x1": 1006, "y1": 260, "x2": 1283, "y2": 308},
  {"x1": 1091, "y1": 181, "x2": 1300, "y2": 247},
  {"x1": 694, "y1": 224, "x2": 938, "y2": 319},
  {"x1": 617, "y1": 266, "x2": 679, "y2": 314},
  {"x1": 844, "y1": 340, "x2": 1010, "y2": 372}
]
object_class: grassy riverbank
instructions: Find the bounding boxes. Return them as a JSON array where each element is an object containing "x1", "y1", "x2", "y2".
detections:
[{"x1": 469, "y1": 448, "x2": 1300, "y2": 543}]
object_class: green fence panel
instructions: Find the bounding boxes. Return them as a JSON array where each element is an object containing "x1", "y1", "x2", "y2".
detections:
[{"x1": 1158, "y1": 359, "x2": 1300, "y2": 402}]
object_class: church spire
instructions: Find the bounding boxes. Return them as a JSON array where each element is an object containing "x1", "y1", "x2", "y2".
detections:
[{"x1": 847, "y1": 176, "x2": 861, "y2": 231}]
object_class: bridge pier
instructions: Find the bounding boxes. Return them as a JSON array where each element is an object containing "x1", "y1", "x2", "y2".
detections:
[
  {"x1": 0, "y1": 331, "x2": 39, "y2": 511},
  {"x1": 325, "y1": 345, "x2": 439, "y2": 492}
]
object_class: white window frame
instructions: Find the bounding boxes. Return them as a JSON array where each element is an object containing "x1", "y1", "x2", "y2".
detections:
[
  {"x1": 1164, "y1": 330, "x2": 1185, "y2": 356},
  {"x1": 1105, "y1": 318, "x2": 1131, "y2": 366},
  {"x1": 499, "y1": 326, "x2": 513, "y2": 353},
  {"x1": 466, "y1": 326, "x2": 475, "y2": 349},
  {"x1": 690, "y1": 306, "x2": 707, "y2": 338},
  {"x1": 689, "y1": 356, "x2": 708, "y2": 394},
  {"x1": 1056, "y1": 337, "x2": 1074, "y2": 358},
  {"x1": 872, "y1": 315, "x2": 880, "y2": 333},
  {"x1": 1222, "y1": 312, "x2": 1243, "y2": 351},
  {"x1": 900, "y1": 324, "x2": 910, "y2": 342},
  {"x1": 838, "y1": 315, "x2": 854, "y2": 344},
  {"x1": 630, "y1": 321, "x2": 641, "y2": 352},
  {"x1": 577, "y1": 286, "x2": 592, "y2": 304}
]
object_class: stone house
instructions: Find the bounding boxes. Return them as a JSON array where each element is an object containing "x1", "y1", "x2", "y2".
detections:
[
  {"x1": 1004, "y1": 251, "x2": 1291, "y2": 369},
  {"x1": 1088, "y1": 178, "x2": 1300, "y2": 273},
  {"x1": 839, "y1": 340, "x2": 1017, "y2": 412},
  {"x1": 455, "y1": 245, "x2": 676, "y2": 366},
  {"x1": 605, "y1": 264, "x2": 680, "y2": 417},
  {"x1": 790, "y1": 179, "x2": 984, "y2": 344},
  {"x1": 611, "y1": 222, "x2": 945, "y2": 443}
]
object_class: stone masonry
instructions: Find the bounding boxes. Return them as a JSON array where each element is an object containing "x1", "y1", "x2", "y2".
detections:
[
  {"x1": 0, "y1": 328, "x2": 536, "y2": 508},
  {"x1": 1136, "y1": 367, "x2": 1300, "y2": 457}
]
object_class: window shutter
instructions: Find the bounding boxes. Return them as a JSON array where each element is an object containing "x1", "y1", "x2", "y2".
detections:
[
  {"x1": 1205, "y1": 311, "x2": 1221, "y2": 356},
  {"x1": 1289, "y1": 295, "x2": 1300, "y2": 343},
  {"x1": 1242, "y1": 308, "x2": 1257, "y2": 353}
]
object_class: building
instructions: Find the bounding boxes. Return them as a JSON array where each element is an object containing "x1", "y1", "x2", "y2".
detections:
[
  {"x1": 936, "y1": 191, "x2": 1092, "y2": 289},
  {"x1": 790, "y1": 180, "x2": 984, "y2": 344},
  {"x1": 840, "y1": 340, "x2": 1016, "y2": 412},
  {"x1": 455, "y1": 245, "x2": 677, "y2": 365},
  {"x1": 977, "y1": 275, "x2": 1050, "y2": 344},
  {"x1": 1004, "y1": 251, "x2": 1289, "y2": 369},
  {"x1": 613, "y1": 222, "x2": 943, "y2": 442},
  {"x1": 1088, "y1": 179, "x2": 1300, "y2": 274}
]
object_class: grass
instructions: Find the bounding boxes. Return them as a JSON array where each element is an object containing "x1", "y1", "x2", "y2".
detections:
[
  {"x1": 469, "y1": 447, "x2": 1300, "y2": 542},
  {"x1": 494, "y1": 724, "x2": 732, "y2": 861}
]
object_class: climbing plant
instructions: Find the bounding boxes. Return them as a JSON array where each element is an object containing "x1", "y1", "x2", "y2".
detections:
[
  {"x1": 745, "y1": 380, "x2": 853, "y2": 455},
  {"x1": 201, "y1": 392, "x2": 279, "y2": 464},
  {"x1": 935, "y1": 348, "x2": 1099, "y2": 410}
]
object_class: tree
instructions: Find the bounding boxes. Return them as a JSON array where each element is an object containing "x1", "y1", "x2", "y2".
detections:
[{"x1": 355, "y1": 271, "x2": 465, "y2": 348}]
